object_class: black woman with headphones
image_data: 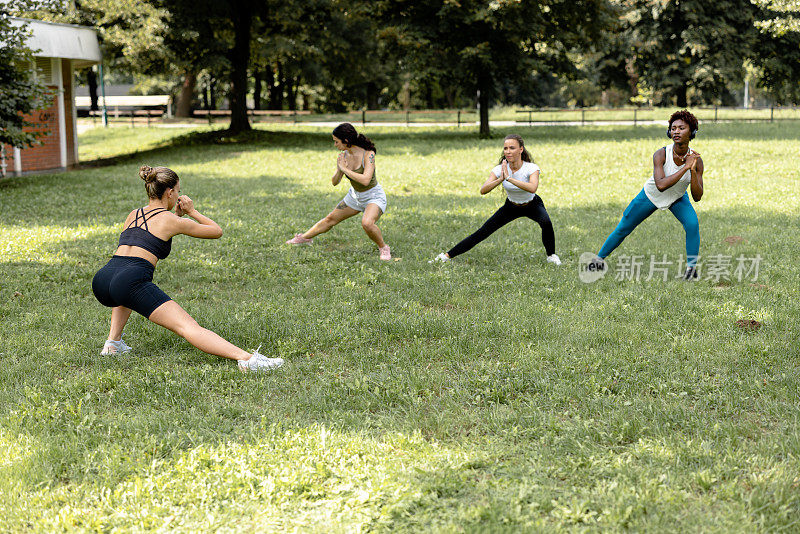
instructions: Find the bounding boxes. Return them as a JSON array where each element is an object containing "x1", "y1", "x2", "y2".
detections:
[{"x1": 593, "y1": 109, "x2": 704, "y2": 279}]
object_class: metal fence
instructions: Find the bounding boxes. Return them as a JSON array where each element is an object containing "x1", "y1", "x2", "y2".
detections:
[
  {"x1": 514, "y1": 106, "x2": 800, "y2": 126},
  {"x1": 80, "y1": 106, "x2": 800, "y2": 128}
]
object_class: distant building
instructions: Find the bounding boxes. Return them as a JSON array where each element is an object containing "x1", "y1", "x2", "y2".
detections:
[{"x1": 4, "y1": 18, "x2": 101, "y2": 176}]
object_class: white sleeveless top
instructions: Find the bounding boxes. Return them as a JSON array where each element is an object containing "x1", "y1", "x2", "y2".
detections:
[
  {"x1": 643, "y1": 145, "x2": 693, "y2": 209},
  {"x1": 491, "y1": 161, "x2": 540, "y2": 204}
]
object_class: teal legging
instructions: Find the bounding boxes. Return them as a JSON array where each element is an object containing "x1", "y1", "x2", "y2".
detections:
[{"x1": 598, "y1": 188, "x2": 699, "y2": 267}]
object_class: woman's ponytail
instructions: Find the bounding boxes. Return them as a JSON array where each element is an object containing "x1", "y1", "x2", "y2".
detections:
[
  {"x1": 332, "y1": 123, "x2": 377, "y2": 153},
  {"x1": 355, "y1": 133, "x2": 376, "y2": 153}
]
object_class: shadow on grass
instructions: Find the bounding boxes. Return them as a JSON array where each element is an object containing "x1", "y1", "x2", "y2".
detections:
[{"x1": 60, "y1": 121, "x2": 800, "y2": 171}]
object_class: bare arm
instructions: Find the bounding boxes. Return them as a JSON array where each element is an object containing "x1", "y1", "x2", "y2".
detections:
[
  {"x1": 506, "y1": 170, "x2": 540, "y2": 194},
  {"x1": 170, "y1": 196, "x2": 223, "y2": 239},
  {"x1": 480, "y1": 160, "x2": 507, "y2": 195},
  {"x1": 689, "y1": 155, "x2": 704, "y2": 201},
  {"x1": 480, "y1": 170, "x2": 505, "y2": 195},
  {"x1": 338, "y1": 151, "x2": 375, "y2": 187},
  {"x1": 332, "y1": 153, "x2": 345, "y2": 186},
  {"x1": 653, "y1": 148, "x2": 697, "y2": 192}
]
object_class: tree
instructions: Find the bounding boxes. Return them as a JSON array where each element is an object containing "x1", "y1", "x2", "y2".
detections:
[
  {"x1": 19, "y1": 0, "x2": 170, "y2": 112},
  {"x1": 751, "y1": 0, "x2": 800, "y2": 103},
  {"x1": 630, "y1": 0, "x2": 759, "y2": 107},
  {"x1": 0, "y1": 6, "x2": 48, "y2": 151},
  {"x1": 753, "y1": 0, "x2": 800, "y2": 34},
  {"x1": 378, "y1": 0, "x2": 614, "y2": 136}
]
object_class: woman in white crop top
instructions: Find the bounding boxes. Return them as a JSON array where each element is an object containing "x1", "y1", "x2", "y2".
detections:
[
  {"x1": 593, "y1": 109, "x2": 705, "y2": 280},
  {"x1": 431, "y1": 134, "x2": 561, "y2": 265}
]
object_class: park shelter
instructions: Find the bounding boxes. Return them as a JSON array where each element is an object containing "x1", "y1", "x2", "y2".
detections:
[{"x1": 4, "y1": 18, "x2": 101, "y2": 176}]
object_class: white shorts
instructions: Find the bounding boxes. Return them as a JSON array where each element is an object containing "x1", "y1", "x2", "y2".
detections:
[{"x1": 342, "y1": 184, "x2": 387, "y2": 213}]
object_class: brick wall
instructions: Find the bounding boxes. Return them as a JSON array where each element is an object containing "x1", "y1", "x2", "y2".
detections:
[{"x1": 19, "y1": 88, "x2": 62, "y2": 173}]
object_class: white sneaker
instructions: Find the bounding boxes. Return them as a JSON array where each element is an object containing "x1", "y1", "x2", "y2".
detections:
[
  {"x1": 100, "y1": 339, "x2": 133, "y2": 355},
  {"x1": 546, "y1": 254, "x2": 562, "y2": 266},
  {"x1": 238, "y1": 346, "x2": 284, "y2": 372},
  {"x1": 429, "y1": 252, "x2": 450, "y2": 264}
]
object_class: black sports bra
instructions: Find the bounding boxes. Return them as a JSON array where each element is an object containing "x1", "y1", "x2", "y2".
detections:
[{"x1": 118, "y1": 208, "x2": 172, "y2": 259}]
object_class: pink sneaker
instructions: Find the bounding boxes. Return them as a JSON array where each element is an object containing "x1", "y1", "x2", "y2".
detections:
[
  {"x1": 379, "y1": 245, "x2": 391, "y2": 261},
  {"x1": 286, "y1": 233, "x2": 312, "y2": 245}
]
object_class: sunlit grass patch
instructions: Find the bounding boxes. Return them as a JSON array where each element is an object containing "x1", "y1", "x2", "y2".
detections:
[{"x1": 1, "y1": 123, "x2": 798, "y2": 531}]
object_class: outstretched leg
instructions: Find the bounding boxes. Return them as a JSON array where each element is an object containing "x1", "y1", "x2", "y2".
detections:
[
  {"x1": 108, "y1": 306, "x2": 133, "y2": 341},
  {"x1": 302, "y1": 203, "x2": 360, "y2": 239},
  {"x1": 524, "y1": 197, "x2": 556, "y2": 256},
  {"x1": 669, "y1": 193, "x2": 700, "y2": 268},
  {"x1": 447, "y1": 201, "x2": 518, "y2": 258},
  {"x1": 148, "y1": 301, "x2": 251, "y2": 361},
  {"x1": 361, "y1": 203, "x2": 386, "y2": 248},
  {"x1": 597, "y1": 189, "x2": 657, "y2": 259}
]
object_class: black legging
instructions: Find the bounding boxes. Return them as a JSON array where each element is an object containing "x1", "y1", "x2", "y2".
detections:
[{"x1": 448, "y1": 197, "x2": 556, "y2": 258}]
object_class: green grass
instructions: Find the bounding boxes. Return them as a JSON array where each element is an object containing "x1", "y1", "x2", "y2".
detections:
[{"x1": 1, "y1": 123, "x2": 799, "y2": 532}]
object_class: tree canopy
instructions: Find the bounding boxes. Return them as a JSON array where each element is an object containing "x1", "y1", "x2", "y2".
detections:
[
  {"x1": 0, "y1": 5, "x2": 48, "y2": 149},
  {"x1": 12, "y1": 0, "x2": 800, "y2": 135}
]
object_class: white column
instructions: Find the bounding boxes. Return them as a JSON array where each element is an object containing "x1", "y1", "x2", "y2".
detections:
[
  {"x1": 69, "y1": 61, "x2": 78, "y2": 164},
  {"x1": 14, "y1": 147, "x2": 22, "y2": 174},
  {"x1": 54, "y1": 58, "x2": 68, "y2": 169}
]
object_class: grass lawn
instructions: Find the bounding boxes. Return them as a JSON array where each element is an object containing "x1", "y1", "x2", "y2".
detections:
[{"x1": 1, "y1": 122, "x2": 798, "y2": 532}]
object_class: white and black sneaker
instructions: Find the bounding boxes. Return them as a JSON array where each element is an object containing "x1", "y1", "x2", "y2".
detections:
[
  {"x1": 546, "y1": 254, "x2": 562, "y2": 266},
  {"x1": 429, "y1": 252, "x2": 450, "y2": 264},
  {"x1": 683, "y1": 266, "x2": 699, "y2": 281},
  {"x1": 100, "y1": 339, "x2": 133, "y2": 355},
  {"x1": 238, "y1": 346, "x2": 284, "y2": 372}
]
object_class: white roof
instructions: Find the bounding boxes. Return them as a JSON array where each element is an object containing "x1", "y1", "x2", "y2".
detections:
[{"x1": 11, "y1": 17, "x2": 101, "y2": 68}]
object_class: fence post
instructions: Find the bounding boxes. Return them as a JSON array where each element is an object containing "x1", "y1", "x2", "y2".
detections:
[
  {"x1": 130, "y1": 110, "x2": 134, "y2": 128},
  {"x1": 528, "y1": 110, "x2": 532, "y2": 126},
  {"x1": 581, "y1": 108, "x2": 585, "y2": 126},
  {"x1": 633, "y1": 108, "x2": 637, "y2": 126},
  {"x1": 771, "y1": 106, "x2": 774, "y2": 122},
  {"x1": 457, "y1": 110, "x2": 461, "y2": 127},
  {"x1": 362, "y1": 109, "x2": 366, "y2": 126},
  {"x1": 406, "y1": 110, "x2": 410, "y2": 127},
  {"x1": 714, "y1": 106, "x2": 718, "y2": 123},
  {"x1": 293, "y1": 110, "x2": 298, "y2": 124},
  {"x1": 147, "y1": 111, "x2": 151, "y2": 128}
]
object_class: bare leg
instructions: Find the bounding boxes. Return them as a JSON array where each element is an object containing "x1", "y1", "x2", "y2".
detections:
[
  {"x1": 108, "y1": 306, "x2": 133, "y2": 341},
  {"x1": 302, "y1": 203, "x2": 359, "y2": 239},
  {"x1": 148, "y1": 300, "x2": 251, "y2": 361},
  {"x1": 361, "y1": 204, "x2": 386, "y2": 248}
]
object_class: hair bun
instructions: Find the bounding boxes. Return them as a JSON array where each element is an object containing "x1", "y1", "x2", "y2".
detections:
[{"x1": 139, "y1": 165, "x2": 157, "y2": 183}]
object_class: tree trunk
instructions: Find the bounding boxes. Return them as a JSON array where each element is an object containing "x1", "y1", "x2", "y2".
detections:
[
  {"x1": 676, "y1": 81, "x2": 688, "y2": 108},
  {"x1": 253, "y1": 69, "x2": 262, "y2": 110},
  {"x1": 366, "y1": 82, "x2": 379, "y2": 109},
  {"x1": 444, "y1": 86, "x2": 455, "y2": 109},
  {"x1": 266, "y1": 65, "x2": 278, "y2": 109},
  {"x1": 274, "y1": 62, "x2": 285, "y2": 110},
  {"x1": 175, "y1": 71, "x2": 196, "y2": 118},
  {"x1": 478, "y1": 77, "x2": 491, "y2": 138},
  {"x1": 228, "y1": 4, "x2": 252, "y2": 134},
  {"x1": 87, "y1": 69, "x2": 99, "y2": 111},
  {"x1": 209, "y1": 77, "x2": 216, "y2": 110},
  {"x1": 288, "y1": 76, "x2": 298, "y2": 111}
]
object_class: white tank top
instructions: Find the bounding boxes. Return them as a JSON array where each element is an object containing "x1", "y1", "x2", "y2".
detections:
[{"x1": 643, "y1": 145, "x2": 693, "y2": 209}]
